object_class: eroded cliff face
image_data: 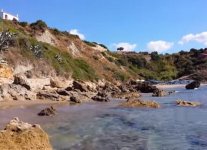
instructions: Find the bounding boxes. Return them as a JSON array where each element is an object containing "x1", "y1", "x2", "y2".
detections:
[{"x1": 0, "y1": 117, "x2": 52, "y2": 150}]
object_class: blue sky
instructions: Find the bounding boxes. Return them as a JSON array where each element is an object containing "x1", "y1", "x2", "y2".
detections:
[{"x1": 1, "y1": 0, "x2": 207, "y2": 53}]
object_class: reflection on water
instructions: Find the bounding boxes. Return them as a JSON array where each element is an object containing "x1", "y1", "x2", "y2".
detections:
[{"x1": 1, "y1": 85, "x2": 207, "y2": 150}]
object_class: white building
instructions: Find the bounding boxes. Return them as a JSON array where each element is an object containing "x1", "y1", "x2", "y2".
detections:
[{"x1": 0, "y1": 9, "x2": 19, "y2": 21}]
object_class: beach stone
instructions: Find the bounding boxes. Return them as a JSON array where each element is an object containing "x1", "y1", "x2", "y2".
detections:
[
  {"x1": 38, "y1": 106, "x2": 56, "y2": 116},
  {"x1": 70, "y1": 96, "x2": 81, "y2": 103},
  {"x1": 176, "y1": 100, "x2": 201, "y2": 107},
  {"x1": 0, "y1": 117, "x2": 52, "y2": 150},
  {"x1": 185, "y1": 81, "x2": 200, "y2": 89},
  {"x1": 120, "y1": 99, "x2": 160, "y2": 108}
]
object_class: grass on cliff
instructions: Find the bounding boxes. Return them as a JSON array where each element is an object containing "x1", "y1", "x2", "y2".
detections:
[{"x1": 16, "y1": 36, "x2": 98, "y2": 81}]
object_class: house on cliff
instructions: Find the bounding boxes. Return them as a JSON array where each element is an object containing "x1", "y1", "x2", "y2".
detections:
[{"x1": 0, "y1": 9, "x2": 19, "y2": 21}]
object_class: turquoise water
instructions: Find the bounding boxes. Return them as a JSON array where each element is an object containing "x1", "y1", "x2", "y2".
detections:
[{"x1": 0, "y1": 85, "x2": 207, "y2": 150}]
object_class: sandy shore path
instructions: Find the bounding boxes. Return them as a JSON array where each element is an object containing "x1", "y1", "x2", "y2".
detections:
[{"x1": 156, "y1": 83, "x2": 207, "y2": 89}]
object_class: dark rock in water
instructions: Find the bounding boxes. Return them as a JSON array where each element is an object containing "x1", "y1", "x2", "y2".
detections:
[
  {"x1": 152, "y1": 89, "x2": 168, "y2": 97},
  {"x1": 70, "y1": 96, "x2": 81, "y2": 103},
  {"x1": 38, "y1": 106, "x2": 56, "y2": 116},
  {"x1": 185, "y1": 81, "x2": 200, "y2": 89},
  {"x1": 72, "y1": 81, "x2": 87, "y2": 92},
  {"x1": 92, "y1": 96, "x2": 110, "y2": 102}
]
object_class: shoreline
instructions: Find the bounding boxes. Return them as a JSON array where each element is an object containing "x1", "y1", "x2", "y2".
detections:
[
  {"x1": 0, "y1": 100, "x2": 68, "y2": 110},
  {"x1": 0, "y1": 84, "x2": 206, "y2": 110}
]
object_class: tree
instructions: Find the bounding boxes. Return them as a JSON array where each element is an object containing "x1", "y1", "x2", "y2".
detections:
[{"x1": 117, "y1": 47, "x2": 124, "y2": 51}]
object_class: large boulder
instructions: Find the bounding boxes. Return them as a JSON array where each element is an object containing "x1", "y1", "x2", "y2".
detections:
[
  {"x1": 185, "y1": 81, "x2": 200, "y2": 89},
  {"x1": 0, "y1": 117, "x2": 52, "y2": 150},
  {"x1": 120, "y1": 99, "x2": 160, "y2": 108},
  {"x1": 38, "y1": 106, "x2": 56, "y2": 116}
]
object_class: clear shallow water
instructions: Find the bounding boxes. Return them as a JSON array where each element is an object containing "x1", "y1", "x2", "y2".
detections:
[{"x1": 0, "y1": 85, "x2": 207, "y2": 150}]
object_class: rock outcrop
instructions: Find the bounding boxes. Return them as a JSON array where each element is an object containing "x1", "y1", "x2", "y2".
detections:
[
  {"x1": 176, "y1": 100, "x2": 201, "y2": 107},
  {"x1": 0, "y1": 117, "x2": 52, "y2": 150},
  {"x1": 185, "y1": 81, "x2": 200, "y2": 89},
  {"x1": 92, "y1": 91, "x2": 110, "y2": 102},
  {"x1": 120, "y1": 99, "x2": 160, "y2": 108},
  {"x1": 0, "y1": 84, "x2": 36, "y2": 101}
]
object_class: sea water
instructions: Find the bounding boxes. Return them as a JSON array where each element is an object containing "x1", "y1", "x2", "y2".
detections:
[{"x1": 0, "y1": 85, "x2": 207, "y2": 150}]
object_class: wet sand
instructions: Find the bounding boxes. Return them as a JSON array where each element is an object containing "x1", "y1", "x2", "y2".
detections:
[{"x1": 0, "y1": 100, "x2": 68, "y2": 109}]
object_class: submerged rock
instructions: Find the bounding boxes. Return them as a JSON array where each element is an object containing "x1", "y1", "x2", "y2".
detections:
[
  {"x1": 120, "y1": 99, "x2": 160, "y2": 108},
  {"x1": 185, "y1": 81, "x2": 200, "y2": 90},
  {"x1": 0, "y1": 117, "x2": 52, "y2": 150},
  {"x1": 152, "y1": 89, "x2": 169, "y2": 97},
  {"x1": 38, "y1": 106, "x2": 56, "y2": 116},
  {"x1": 176, "y1": 100, "x2": 201, "y2": 107}
]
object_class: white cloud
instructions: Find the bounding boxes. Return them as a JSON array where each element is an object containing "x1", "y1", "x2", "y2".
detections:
[
  {"x1": 179, "y1": 32, "x2": 207, "y2": 46},
  {"x1": 114, "y1": 42, "x2": 137, "y2": 51},
  {"x1": 147, "y1": 40, "x2": 174, "y2": 53},
  {"x1": 69, "y1": 29, "x2": 85, "y2": 40}
]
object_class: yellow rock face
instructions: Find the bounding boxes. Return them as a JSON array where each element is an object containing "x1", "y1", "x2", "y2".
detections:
[
  {"x1": 0, "y1": 118, "x2": 53, "y2": 150},
  {"x1": 0, "y1": 64, "x2": 13, "y2": 79}
]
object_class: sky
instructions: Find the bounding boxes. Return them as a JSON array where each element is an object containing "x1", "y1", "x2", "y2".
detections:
[{"x1": 1, "y1": 0, "x2": 207, "y2": 53}]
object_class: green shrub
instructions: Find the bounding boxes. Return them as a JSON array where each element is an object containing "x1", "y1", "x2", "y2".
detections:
[
  {"x1": 19, "y1": 22, "x2": 28, "y2": 27},
  {"x1": 30, "y1": 20, "x2": 47, "y2": 31},
  {"x1": 83, "y1": 40, "x2": 96, "y2": 47}
]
